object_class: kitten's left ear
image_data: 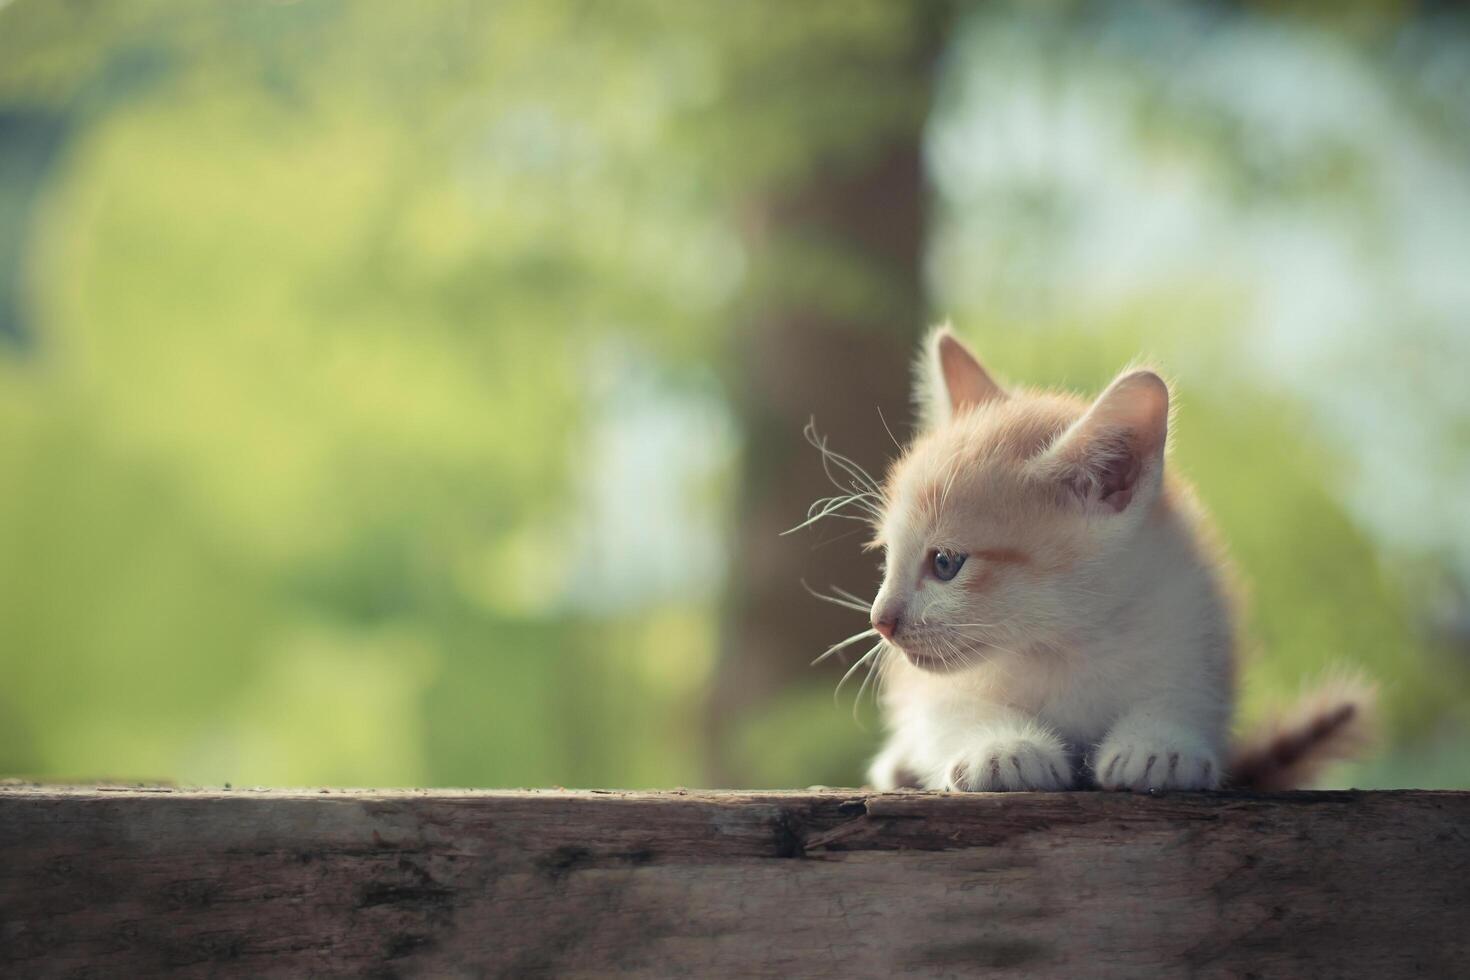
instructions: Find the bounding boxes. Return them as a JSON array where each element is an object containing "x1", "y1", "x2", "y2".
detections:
[
  {"x1": 916, "y1": 324, "x2": 1007, "y2": 429},
  {"x1": 1033, "y1": 369, "x2": 1169, "y2": 514}
]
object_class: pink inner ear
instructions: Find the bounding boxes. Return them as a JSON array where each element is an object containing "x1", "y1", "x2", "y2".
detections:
[
  {"x1": 938, "y1": 334, "x2": 1004, "y2": 414},
  {"x1": 1101, "y1": 485, "x2": 1133, "y2": 512},
  {"x1": 1047, "y1": 372, "x2": 1167, "y2": 513},
  {"x1": 1097, "y1": 448, "x2": 1141, "y2": 512}
]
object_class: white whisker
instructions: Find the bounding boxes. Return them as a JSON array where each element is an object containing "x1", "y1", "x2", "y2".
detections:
[
  {"x1": 804, "y1": 418, "x2": 883, "y2": 496},
  {"x1": 876, "y1": 405, "x2": 903, "y2": 454},
  {"x1": 812, "y1": 627, "x2": 880, "y2": 666},
  {"x1": 781, "y1": 509, "x2": 872, "y2": 536},
  {"x1": 828, "y1": 584, "x2": 874, "y2": 608},
  {"x1": 788, "y1": 420, "x2": 890, "y2": 538},
  {"x1": 850, "y1": 642, "x2": 889, "y2": 722},
  {"x1": 800, "y1": 580, "x2": 871, "y2": 614},
  {"x1": 783, "y1": 491, "x2": 882, "y2": 534},
  {"x1": 833, "y1": 641, "x2": 883, "y2": 706}
]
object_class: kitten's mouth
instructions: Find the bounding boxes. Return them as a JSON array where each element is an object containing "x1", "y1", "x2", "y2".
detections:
[
  {"x1": 898, "y1": 645, "x2": 965, "y2": 672},
  {"x1": 894, "y1": 637, "x2": 996, "y2": 673}
]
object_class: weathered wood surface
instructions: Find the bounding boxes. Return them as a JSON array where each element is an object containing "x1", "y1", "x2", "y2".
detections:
[{"x1": 1, "y1": 788, "x2": 1467, "y2": 978}]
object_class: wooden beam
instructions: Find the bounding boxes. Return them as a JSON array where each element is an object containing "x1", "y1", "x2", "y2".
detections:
[{"x1": 2, "y1": 788, "x2": 1467, "y2": 977}]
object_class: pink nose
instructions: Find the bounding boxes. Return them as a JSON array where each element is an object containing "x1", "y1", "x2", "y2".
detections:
[{"x1": 873, "y1": 612, "x2": 900, "y2": 641}]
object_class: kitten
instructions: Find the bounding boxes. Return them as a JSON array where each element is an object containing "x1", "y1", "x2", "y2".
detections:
[{"x1": 820, "y1": 326, "x2": 1372, "y2": 792}]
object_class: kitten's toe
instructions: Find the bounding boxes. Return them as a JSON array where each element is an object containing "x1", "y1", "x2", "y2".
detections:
[
  {"x1": 1095, "y1": 735, "x2": 1219, "y2": 792},
  {"x1": 947, "y1": 738, "x2": 1072, "y2": 792}
]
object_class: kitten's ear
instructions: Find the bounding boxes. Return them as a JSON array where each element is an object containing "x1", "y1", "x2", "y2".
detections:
[
  {"x1": 1033, "y1": 369, "x2": 1169, "y2": 514},
  {"x1": 917, "y1": 324, "x2": 1006, "y2": 429}
]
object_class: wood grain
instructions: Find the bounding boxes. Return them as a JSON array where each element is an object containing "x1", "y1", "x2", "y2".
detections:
[{"x1": 2, "y1": 787, "x2": 1467, "y2": 977}]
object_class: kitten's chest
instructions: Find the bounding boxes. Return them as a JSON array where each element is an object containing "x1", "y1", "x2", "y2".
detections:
[
  {"x1": 1020, "y1": 672, "x2": 1125, "y2": 749},
  {"x1": 1012, "y1": 634, "x2": 1166, "y2": 745}
]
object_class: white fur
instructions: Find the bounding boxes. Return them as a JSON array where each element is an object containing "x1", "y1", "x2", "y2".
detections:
[{"x1": 865, "y1": 328, "x2": 1235, "y2": 792}]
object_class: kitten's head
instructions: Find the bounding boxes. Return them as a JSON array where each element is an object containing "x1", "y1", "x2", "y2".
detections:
[{"x1": 869, "y1": 326, "x2": 1170, "y2": 672}]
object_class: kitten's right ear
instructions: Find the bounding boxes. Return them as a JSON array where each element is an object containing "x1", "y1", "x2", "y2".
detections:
[
  {"x1": 1031, "y1": 369, "x2": 1169, "y2": 515},
  {"x1": 916, "y1": 324, "x2": 1006, "y2": 430}
]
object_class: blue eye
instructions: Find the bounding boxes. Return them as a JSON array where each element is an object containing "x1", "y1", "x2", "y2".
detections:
[{"x1": 931, "y1": 549, "x2": 966, "y2": 582}]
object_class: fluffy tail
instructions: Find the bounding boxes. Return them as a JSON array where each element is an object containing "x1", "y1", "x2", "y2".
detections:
[{"x1": 1226, "y1": 674, "x2": 1378, "y2": 791}]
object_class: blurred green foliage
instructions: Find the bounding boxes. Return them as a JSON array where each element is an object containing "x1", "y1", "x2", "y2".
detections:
[
  {"x1": 0, "y1": 0, "x2": 740, "y2": 786},
  {"x1": 2, "y1": 0, "x2": 1467, "y2": 788},
  {"x1": 0, "y1": 0, "x2": 932, "y2": 787}
]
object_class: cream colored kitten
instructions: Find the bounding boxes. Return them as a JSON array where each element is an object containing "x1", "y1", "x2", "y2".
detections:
[{"x1": 833, "y1": 326, "x2": 1370, "y2": 793}]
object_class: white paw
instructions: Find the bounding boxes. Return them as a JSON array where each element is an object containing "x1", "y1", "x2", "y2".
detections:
[
  {"x1": 1094, "y1": 732, "x2": 1220, "y2": 792},
  {"x1": 946, "y1": 737, "x2": 1072, "y2": 792},
  {"x1": 867, "y1": 743, "x2": 921, "y2": 790}
]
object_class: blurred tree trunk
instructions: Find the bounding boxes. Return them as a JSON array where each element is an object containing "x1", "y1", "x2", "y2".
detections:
[{"x1": 708, "y1": 7, "x2": 951, "y2": 786}]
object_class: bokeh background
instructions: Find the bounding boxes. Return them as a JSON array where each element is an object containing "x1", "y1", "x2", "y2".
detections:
[{"x1": 3, "y1": 0, "x2": 1468, "y2": 789}]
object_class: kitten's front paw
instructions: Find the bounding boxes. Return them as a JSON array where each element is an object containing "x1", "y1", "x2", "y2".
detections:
[
  {"x1": 946, "y1": 737, "x2": 1072, "y2": 792},
  {"x1": 1094, "y1": 730, "x2": 1220, "y2": 792},
  {"x1": 867, "y1": 742, "x2": 921, "y2": 791}
]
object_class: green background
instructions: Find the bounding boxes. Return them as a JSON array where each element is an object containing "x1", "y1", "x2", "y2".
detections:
[{"x1": 3, "y1": 0, "x2": 1468, "y2": 789}]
